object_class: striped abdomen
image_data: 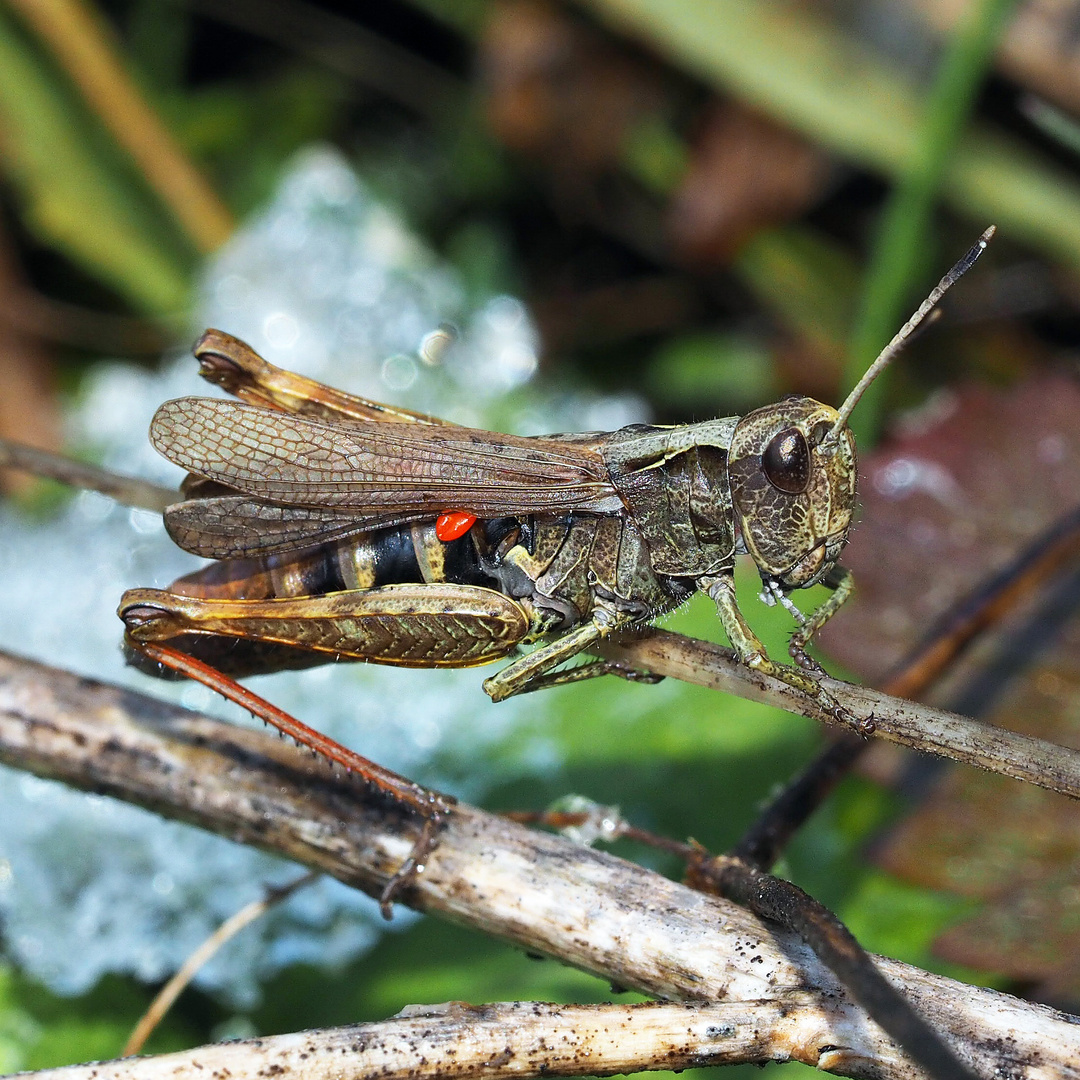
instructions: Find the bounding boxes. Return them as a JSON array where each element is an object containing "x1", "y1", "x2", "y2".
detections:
[{"x1": 168, "y1": 519, "x2": 510, "y2": 601}]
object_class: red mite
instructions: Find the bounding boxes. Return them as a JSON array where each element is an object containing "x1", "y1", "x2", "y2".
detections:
[{"x1": 435, "y1": 511, "x2": 477, "y2": 542}]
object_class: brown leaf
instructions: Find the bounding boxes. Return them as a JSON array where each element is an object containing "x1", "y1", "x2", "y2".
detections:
[{"x1": 878, "y1": 645, "x2": 1080, "y2": 999}]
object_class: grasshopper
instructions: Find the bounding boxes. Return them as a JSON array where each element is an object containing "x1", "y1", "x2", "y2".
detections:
[{"x1": 120, "y1": 230, "x2": 992, "y2": 727}]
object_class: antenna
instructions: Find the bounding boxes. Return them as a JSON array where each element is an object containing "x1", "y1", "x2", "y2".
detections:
[{"x1": 825, "y1": 225, "x2": 996, "y2": 445}]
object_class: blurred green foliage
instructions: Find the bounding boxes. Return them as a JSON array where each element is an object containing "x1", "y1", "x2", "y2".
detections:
[
  {"x1": 0, "y1": 5, "x2": 194, "y2": 313},
  {"x1": 0, "y1": 967, "x2": 196, "y2": 1071},
  {"x1": 647, "y1": 332, "x2": 775, "y2": 413},
  {"x1": 846, "y1": 0, "x2": 1019, "y2": 444}
]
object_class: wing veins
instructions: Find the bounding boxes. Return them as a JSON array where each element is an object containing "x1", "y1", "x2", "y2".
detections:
[{"x1": 151, "y1": 397, "x2": 620, "y2": 515}]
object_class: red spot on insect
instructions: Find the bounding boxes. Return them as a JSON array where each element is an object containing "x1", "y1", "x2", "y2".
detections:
[{"x1": 435, "y1": 511, "x2": 477, "y2": 542}]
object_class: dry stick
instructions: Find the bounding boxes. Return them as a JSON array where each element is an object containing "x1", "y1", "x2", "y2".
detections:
[
  {"x1": 0, "y1": 438, "x2": 176, "y2": 513},
  {"x1": 601, "y1": 629, "x2": 1080, "y2": 800},
  {"x1": 7, "y1": 0, "x2": 232, "y2": 254},
  {"x1": 0, "y1": 1000, "x2": 927, "y2": 1080},
  {"x1": 518, "y1": 817, "x2": 975, "y2": 1077},
  {"x1": 731, "y1": 734, "x2": 864, "y2": 869},
  {"x1": 1, "y1": 652, "x2": 1078, "y2": 1080},
  {"x1": 508, "y1": 814, "x2": 977, "y2": 1078},
  {"x1": 122, "y1": 871, "x2": 320, "y2": 1057},
  {"x1": 506, "y1": 806, "x2": 694, "y2": 858},
  {"x1": 716, "y1": 741, "x2": 939, "y2": 1069}
]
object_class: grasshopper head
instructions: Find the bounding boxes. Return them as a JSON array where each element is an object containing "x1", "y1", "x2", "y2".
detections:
[
  {"x1": 728, "y1": 398, "x2": 856, "y2": 591},
  {"x1": 726, "y1": 227, "x2": 995, "y2": 594}
]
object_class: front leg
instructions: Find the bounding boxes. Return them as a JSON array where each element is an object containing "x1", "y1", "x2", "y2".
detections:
[
  {"x1": 788, "y1": 565, "x2": 853, "y2": 672},
  {"x1": 700, "y1": 572, "x2": 852, "y2": 722}
]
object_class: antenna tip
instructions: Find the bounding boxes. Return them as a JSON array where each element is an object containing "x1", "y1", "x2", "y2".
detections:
[{"x1": 980, "y1": 225, "x2": 996, "y2": 245}]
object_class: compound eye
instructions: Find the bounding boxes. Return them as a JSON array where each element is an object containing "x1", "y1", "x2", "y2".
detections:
[{"x1": 762, "y1": 427, "x2": 810, "y2": 494}]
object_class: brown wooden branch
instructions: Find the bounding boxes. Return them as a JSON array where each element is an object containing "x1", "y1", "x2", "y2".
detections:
[
  {"x1": 9, "y1": 1000, "x2": 966, "y2": 1080},
  {"x1": 516, "y1": 809, "x2": 977, "y2": 1080},
  {"x1": 601, "y1": 629, "x2": 1080, "y2": 800},
  {"x1": 1, "y1": 649, "x2": 1077, "y2": 1079},
  {"x1": 0, "y1": 438, "x2": 176, "y2": 512}
]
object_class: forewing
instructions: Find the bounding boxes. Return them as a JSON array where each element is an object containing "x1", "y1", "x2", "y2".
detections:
[
  {"x1": 163, "y1": 496, "x2": 430, "y2": 559},
  {"x1": 151, "y1": 398, "x2": 622, "y2": 515}
]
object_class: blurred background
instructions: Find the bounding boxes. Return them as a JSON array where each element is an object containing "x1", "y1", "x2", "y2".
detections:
[{"x1": 1, "y1": 0, "x2": 1080, "y2": 1075}]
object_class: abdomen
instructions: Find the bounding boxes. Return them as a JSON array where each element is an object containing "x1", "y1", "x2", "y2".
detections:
[{"x1": 167, "y1": 519, "x2": 510, "y2": 601}]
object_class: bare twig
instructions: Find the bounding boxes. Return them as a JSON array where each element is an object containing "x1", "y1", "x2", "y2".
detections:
[
  {"x1": 7, "y1": 0, "x2": 232, "y2": 253},
  {"x1": 11, "y1": 999, "x2": 968, "y2": 1080},
  {"x1": 601, "y1": 629, "x2": 1080, "y2": 800},
  {"x1": 519, "y1": 806, "x2": 976, "y2": 1078},
  {"x1": 0, "y1": 650, "x2": 1076, "y2": 1079},
  {"x1": 506, "y1": 804, "x2": 977, "y2": 1079},
  {"x1": 506, "y1": 804, "x2": 694, "y2": 858},
  {"x1": 731, "y1": 503, "x2": 1080, "y2": 870},
  {"x1": 0, "y1": 438, "x2": 176, "y2": 512},
  {"x1": 730, "y1": 733, "x2": 866, "y2": 869},
  {"x1": 122, "y1": 871, "x2": 320, "y2": 1057}
]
